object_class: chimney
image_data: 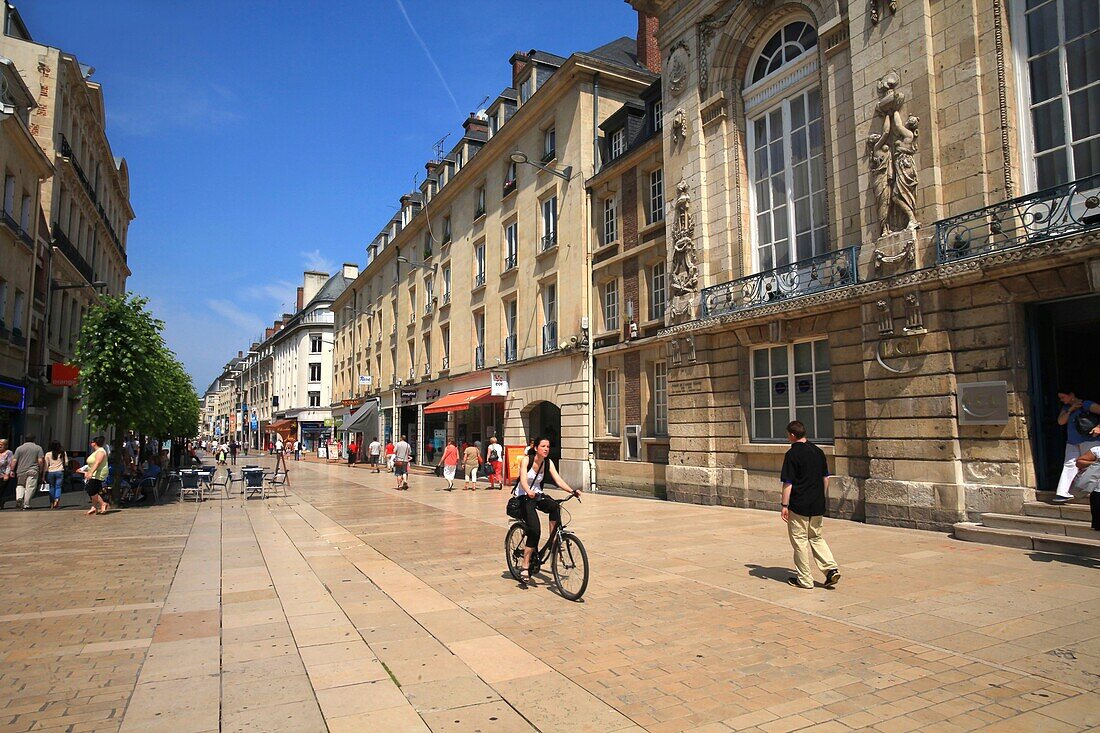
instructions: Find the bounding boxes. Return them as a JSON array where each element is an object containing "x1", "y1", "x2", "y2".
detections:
[
  {"x1": 237, "y1": 350, "x2": 243, "y2": 358},
  {"x1": 342, "y1": 262, "x2": 359, "y2": 280},
  {"x1": 273, "y1": 322, "x2": 283, "y2": 333},
  {"x1": 463, "y1": 114, "x2": 488, "y2": 135},
  {"x1": 509, "y1": 51, "x2": 530, "y2": 89},
  {"x1": 303, "y1": 271, "x2": 329, "y2": 305},
  {"x1": 296, "y1": 287, "x2": 304, "y2": 311},
  {"x1": 265, "y1": 327, "x2": 273, "y2": 339},
  {"x1": 283, "y1": 312, "x2": 293, "y2": 324},
  {"x1": 637, "y1": 11, "x2": 660, "y2": 74}
]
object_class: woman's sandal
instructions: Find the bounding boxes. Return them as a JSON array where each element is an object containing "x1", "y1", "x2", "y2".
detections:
[{"x1": 519, "y1": 569, "x2": 531, "y2": 584}]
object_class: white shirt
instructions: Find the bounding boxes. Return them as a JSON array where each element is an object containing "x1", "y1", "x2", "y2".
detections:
[
  {"x1": 368, "y1": 441, "x2": 381, "y2": 456},
  {"x1": 393, "y1": 441, "x2": 412, "y2": 462},
  {"x1": 513, "y1": 457, "x2": 548, "y2": 498},
  {"x1": 487, "y1": 443, "x2": 503, "y2": 461}
]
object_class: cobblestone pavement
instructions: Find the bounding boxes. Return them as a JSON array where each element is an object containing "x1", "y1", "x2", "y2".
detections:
[{"x1": 0, "y1": 457, "x2": 1097, "y2": 732}]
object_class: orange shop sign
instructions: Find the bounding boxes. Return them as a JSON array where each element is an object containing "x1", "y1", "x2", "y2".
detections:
[{"x1": 48, "y1": 363, "x2": 80, "y2": 387}]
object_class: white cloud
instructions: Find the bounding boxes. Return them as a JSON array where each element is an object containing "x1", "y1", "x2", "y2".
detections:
[
  {"x1": 205, "y1": 299, "x2": 266, "y2": 334},
  {"x1": 302, "y1": 249, "x2": 336, "y2": 273}
]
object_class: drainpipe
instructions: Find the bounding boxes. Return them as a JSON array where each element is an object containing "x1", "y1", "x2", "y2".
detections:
[
  {"x1": 587, "y1": 71, "x2": 601, "y2": 492},
  {"x1": 592, "y1": 72, "x2": 601, "y2": 175}
]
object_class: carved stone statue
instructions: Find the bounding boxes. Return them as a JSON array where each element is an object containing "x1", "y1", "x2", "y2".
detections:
[
  {"x1": 870, "y1": 0, "x2": 898, "y2": 24},
  {"x1": 670, "y1": 178, "x2": 699, "y2": 295},
  {"x1": 868, "y1": 72, "x2": 919, "y2": 236},
  {"x1": 671, "y1": 107, "x2": 687, "y2": 145}
]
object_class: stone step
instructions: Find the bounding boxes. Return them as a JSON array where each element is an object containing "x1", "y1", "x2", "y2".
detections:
[
  {"x1": 953, "y1": 522, "x2": 1100, "y2": 558},
  {"x1": 1022, "y1": 501, "x2": 1091, "y2": 522},
  {"x1": 981, "y1": 513, "x2": 1097, "y2": 539}
]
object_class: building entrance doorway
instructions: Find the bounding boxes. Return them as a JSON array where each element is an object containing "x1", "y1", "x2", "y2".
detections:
[
  {"x1": 524, "y1": 401, "x2": 562, "y2": 483},
  {"x1": 1028, "y1": 295, "x2": 1100, "y2": 491}
]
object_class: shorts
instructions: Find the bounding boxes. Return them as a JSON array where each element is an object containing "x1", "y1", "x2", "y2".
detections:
[
  {"x1": 86, "y1": 478, "x2": 104, "y2": 497},
  {"x1": 369, "y1": 455, "x2": 379, "y2": 465},
  {"x1": 393, "y1": 461, "x2": 408, "y2": 477}
]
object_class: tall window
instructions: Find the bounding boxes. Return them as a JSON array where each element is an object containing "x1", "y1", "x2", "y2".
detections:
[
  {"x1": 310, "y1": 335, "x2": 322, "y2": 353},
  {"x1": 475, "y1": 311, "x2": 485, "y2": 368},
  {"x1": 650, "y1": 261, "x2": 667, "y2": 320},
  {"x1": 475, "y1": 242, "x2": 486, "y2": 285},
  {"x1": 604, "y1": 280, "x2": 619, "y2": 331},
  {"x1": 309, "y1": 363, "x2": 322, "y2": 382},
  {"x1": 476, "y1": 186, "x2": 486, "y2": 216},
  {"x1": 442, "y1": 216, "x2": 451, "y2": 244},
  {"x1": 503, "y1": 161, "x2": 517, "y2": 196},
  {"x1": 3, "y1": 175, "x2": 14, "y2": 214},
  {"x1": 12, "y1": 290, "x2": 24, "y2": 333},
  {"x1": 423, "y1": 335, "x2": 431, "y2": 373},
  {"x1": 653, "y1": 361, "x2": 668, "y2": 435},
  {"x1": 542, "y1": 196, "x2": 557, "y2": 247},
  {"x1": 520, "y1": 75, "x2": 533, "y2": 103},
  {"x1": 505, "y1": 299, "x2": 518, "y2": 362},
  {"x1": 751, "y1": 340, "x2": 832, "y2": 442},
  {"x1": 610, "y1": 128, "x2": 626, "y2": 159},
  {"x1": 543, "y1": 282, "x2": 557, "y2": 352},
  {"x1": 504, "y1": 222, "x2": 518, "y2": 269},
  {"x1": 441, "y1": 326, "x2": 450, "y2": 367},
  {"x1": 652, "y1": 99, "x2": 663, "y2": 132},
  {"x1": 603, "y1": 196, "x2": 618, "y2": 245},
  {"x1": 1019, "y1": 0, "x2": 1100, "y2": 189},
  {"x1": 308, "y1": 391, "x2": 321, "y2": 407},
  {"x1": 747, "y1": 22, "x2": 826, "y2": 272},
  {"x1": 605, "y1": 370, "x2": 620, "y2": 436},
  {"x1": 649, "y1": 168, "x2": 664, "y2": 223},
  {"x1": 425, "y1": 277, "x2": 434, "y2": 307},
  {"x1": 543, "y1": 127, "x2": 556, "y2": 159},
  {"x1": 443, "y1": 265, "x2": 451, "y2": 301},
  {"x1": 408, "y1": 285, "x2": 416, "y2": 321}
]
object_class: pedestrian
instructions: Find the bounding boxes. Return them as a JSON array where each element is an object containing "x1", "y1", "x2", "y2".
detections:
[
  {"x1": 368, "y1": 436, "x2": 382, "y2": 473},
  {"x1": 780, "y1": 420, "x2": 840, "y2": 590},
  {"x1": 11, "y1": 434, "x2": 44, "y2": 510},
  {"x1": 440, "y1": 438, "x2": 459, "y2": 490},
  {"x1": 274, "y1": 436, "x2": 287, "y2": 471},
  {"x1": 293, "y1": 438, "x2": 302, "y2": 461},
  {"x1": 1073, "y1": 446, "x2": 1100, "y2": 531},
  {"x1": 393, "y1": 434, "x2": 412, "y2": 490},
  {"x1": 79, "y1": 435, "x2": 110, "y2": 516},
  {"x1": 385, "y1": 439, "x2": 395, "y2": 472},
  {"x1": 0, "y1": 439, "x2": 13, "y2": 510},
  {"x1": 1054, "y1": 388, "x2": 1100, "y2": 503},
  {"x1": 229, "y1": 439, "x2": 238, "y2": 466},
  {"x1": 462, "y1": 441, "x2": 482, "y2": 491},
  {"x1": 45, "y1": 441, "x2": 67, "y2": 509},
  {"x1": 486, "y1": 436, "x2": 504, "y2": 490},
  {"x1": 347, "y1": 439, "x2": 358, "y2": 466}
]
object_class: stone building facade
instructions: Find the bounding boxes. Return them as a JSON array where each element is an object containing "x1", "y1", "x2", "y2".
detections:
[
  {"x1": 629, "y1": 0, "x2": 1100, "y2": 529},
  {"x1": 332, "y1": 35, "x2": 658, "y2": 488}
]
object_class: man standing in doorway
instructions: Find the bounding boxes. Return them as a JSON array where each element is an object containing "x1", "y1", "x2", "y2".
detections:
[
  {"x1": 781, "y1": 420, "x2": 840, "y2": 590},
  {"x1": 1054, "y1": 389, "x2": 1100, "y2": 503},
  {"x1": 12, "y1": 435, "x2": 44, "y2": 510},
  {"x1": 392, "y1": 434, "x2": 412, "y2": 491}
]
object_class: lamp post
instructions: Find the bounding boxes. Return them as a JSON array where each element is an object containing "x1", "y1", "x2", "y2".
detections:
[{"x1": 508, "y1": 151, "x2": 573, "y2": 182}]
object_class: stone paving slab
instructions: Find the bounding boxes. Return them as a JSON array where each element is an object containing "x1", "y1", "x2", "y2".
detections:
[{"x1": 1, "y1": 455, "x2": 1098, "y2": 732}]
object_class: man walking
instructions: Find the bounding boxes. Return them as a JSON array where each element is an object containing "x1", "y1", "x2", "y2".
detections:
[
  {"x1": 229, "y1": 439, "x2": 238, "y2": 466},
  {"x1": 347, "y1": 438, "x2": 358, "y2": 467},
  {"x1": 392, "y1": 434, "x2": 412, "y2": 490},
  {"x1": 368, "y1": 436, "x2": 381, "y2": 473},
  {"x1": 780, "y1": 420, "x2": 840, "y2": 590},
  {"x1": 12, "y1": 434, "x2": 44, "y2": 510}
]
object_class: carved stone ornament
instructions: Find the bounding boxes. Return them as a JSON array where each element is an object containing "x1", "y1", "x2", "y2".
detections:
[
  {"x1": 875, "y1": 298, "x2": 894, "y2": 336},
  {"x1": 870, "y1": 0, "x2": 898, "y2": 24},
  {"x1": 868, "y1": 71, "x2": 920, "y2": 237},
  {"x1": 685, "y1": 335, "x2": 697, "y2": 363},
  {"x1": 670, "y1": 178, "x2": 699, "y2": 296},
  {"x1": 671, "y1": 107, "x2": 688, "y2": 145},
  {"x1": 667, "y1": 41, "x2": 690, "y2": 97}
]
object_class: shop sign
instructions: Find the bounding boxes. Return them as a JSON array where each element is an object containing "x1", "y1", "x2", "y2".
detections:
[
  {"x1": 332, "y1": 416, "x2": 343, "y2": 428},
  {"x1": 300, "y1": 421, "x2": 323, "y2": 430},
  {"x1": 250, "y1": 412, "x2": 258, "y2": 431},
  {"x1": 323, "y1": 418, "x2": 334, "y2": 427},
  {"x1": 359, "y1": 375, "x2": 372, "y2": 386},
  {"x1": 0, "y1": 380, "x2": 26, "y2": 410},
  {"x1": 400, "y1": 389, "x2": 417, "y2": 404},
  {"x1": 342, "y1": 397, "x2": 366, "y2": 407},
  {"x1": 425, "y1": 389, "x2": 440, "y2": 401},
  {"x1": 490, "y1": 370, "x2": 508, "y2": 396},
  {"x1": 48, "y1": 363, "x2": 80, "y2": 387}
]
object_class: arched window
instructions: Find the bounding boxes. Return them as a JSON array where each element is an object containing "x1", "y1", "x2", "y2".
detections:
[
  {"x1": 745, "y1": 21, "x2": 826, "y2": 273},
  {"x1": 751, "y1": 22, "x2": 817, "y2": 85}
]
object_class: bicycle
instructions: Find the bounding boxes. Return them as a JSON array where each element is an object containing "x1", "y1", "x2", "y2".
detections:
[{"x1": 504, "y1": 493, "x2": 589, "y2": 601}]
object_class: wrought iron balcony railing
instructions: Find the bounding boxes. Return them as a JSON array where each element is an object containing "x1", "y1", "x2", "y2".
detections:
[
  {"x1": 700, "y1": 246, "x2": 859, "y2": 319},
  {"x1": 58, "y1": 134, "x2": 126, "y2": 261},
  {"x1": 441, "y1": 291, "x2": 451, "y2": 305},
  {"x1": 474, "y1": 205, "x2": 486, "y2": 219},
  {"x1": 502, "y1": 178, "x2": 517, "y2": 197},
  {"x1": 542, "y1": 321, "x2": 558, "y2": 353},
  {"x1": 503, "y1": 253, "x2": 517, "y2": 271},
  {"x1": 541, "y1": 232, "x2": 557, "y2": 252},
  {"x1": 475, "y1": 345, "x2": 485, "y2": 369},
  {"x1": 441, "y1": 355, "x2": 450, "y2": 371},
  {"x1": 1, "y1": 211, "x2": 32, "y2": 249},
  {"x1": 541, "y1": 149, "x2": 556, "y2": 163},
  {"x1": 51, "y1": 224, "x2": 95, "y2": 284},
  {"x1": 504, "y1": 334, "x2": 517, "y2": 363},
  {"x1": 474, "y1": 272, "x2": 486, "y2": 288},
  {"x1": 424, "y1": 363, "x2": 431, "y2": 376},
  {"x1": 936, "y1": 175, "x2": 1100, "y2": 264}
]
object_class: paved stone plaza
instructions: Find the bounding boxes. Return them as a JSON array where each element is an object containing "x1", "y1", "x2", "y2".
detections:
[{"x1": 0, "y1": 458, "x2": 1097, "y2": 732}]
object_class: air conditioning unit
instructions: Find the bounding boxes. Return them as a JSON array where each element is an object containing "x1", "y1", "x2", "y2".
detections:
[{"x1": 625, "y1": 424, "x2": 641, "y2": 461}]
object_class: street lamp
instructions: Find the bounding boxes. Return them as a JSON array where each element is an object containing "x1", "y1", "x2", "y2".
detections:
[
  {"x1": 396, "y1": 256, "x2": 436, "y2": 273},
  {"x1": 51, "y1": 280, "x2": 108, "y2": 292},
  {"x1": 509, "y1": 150, "x2": 573, "y2": 182}
]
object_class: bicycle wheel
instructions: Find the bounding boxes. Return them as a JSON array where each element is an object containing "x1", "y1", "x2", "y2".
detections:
[
  {"x1": 552, "y1": 533, "x2": 589, "y2": 601},
  {"x1": 504, "y1": 522, "x2": 527, "y2": 581}
]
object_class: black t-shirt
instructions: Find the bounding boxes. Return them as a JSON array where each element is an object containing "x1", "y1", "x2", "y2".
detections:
[{"x1": 780, "y1": 441, "x2": 830, "y2": 517}]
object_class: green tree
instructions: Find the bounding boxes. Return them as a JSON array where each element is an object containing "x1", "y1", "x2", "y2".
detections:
[{"x1": 74, "y1": 294, "x2": 198, "y2": 500}]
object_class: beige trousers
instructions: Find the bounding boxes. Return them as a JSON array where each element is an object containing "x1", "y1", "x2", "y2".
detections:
[{"x1": 787, "y1": 511, "x2": 838, "y2": 588}]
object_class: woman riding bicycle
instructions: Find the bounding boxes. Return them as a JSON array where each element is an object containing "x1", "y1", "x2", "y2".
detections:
[{"x1": 515, "y1": 436, "x2": 579, "y2": 583}]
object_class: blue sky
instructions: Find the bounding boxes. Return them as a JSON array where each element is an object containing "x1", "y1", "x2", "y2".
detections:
[{"x1": 22, "y1": 0, "x2": 639, "y2": 391}]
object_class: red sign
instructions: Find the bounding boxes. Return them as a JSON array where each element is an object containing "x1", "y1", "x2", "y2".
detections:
[{"x1": 49, "y1": 363, "x2": 80, "y2": 387}]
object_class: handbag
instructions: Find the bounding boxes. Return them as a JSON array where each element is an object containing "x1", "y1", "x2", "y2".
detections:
[
  {"x1": 506, "y1": 495, "x2": 524, "y2": 519},
  {"x1": 478, "y1": 461, "x2": 493, "y2": 478},
  {"x1": 434, "y1": 463, "x2": 444, "y2": 477},
  {"x1": 1075, "y1": 410, "x2": 1100, "y2": 436},
  {"x1": 38, "y1": 482, "x2": 49, "y2": 493}
]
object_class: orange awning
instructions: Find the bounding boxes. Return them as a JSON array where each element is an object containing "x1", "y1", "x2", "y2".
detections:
[
  {"x1": 424, "y1": 387, "x2": 501, "y2": 414},
  {"x1": 266, "y1": 419, "x2": 297, "y2": 434}
]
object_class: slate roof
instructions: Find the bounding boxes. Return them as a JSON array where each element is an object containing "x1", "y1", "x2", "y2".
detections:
[{"x1": 586, "y1": 36, "x2": 644, "y2": 70}]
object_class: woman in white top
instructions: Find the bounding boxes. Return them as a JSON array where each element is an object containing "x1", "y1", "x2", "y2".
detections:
[
  {"x1": 514, "y1": 436, "x2": 579, "y2": 583},
  {"x1": 45, "y1": 441, "x2": 67, "y2": 509},
  {"x1": 486, "y1": 436, "x2": 504, "y2": 490}
]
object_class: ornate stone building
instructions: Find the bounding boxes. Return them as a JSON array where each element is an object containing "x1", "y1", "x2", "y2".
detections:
[{"x1": 629, "y1": 0, "x2": 1100, "y2": 532}]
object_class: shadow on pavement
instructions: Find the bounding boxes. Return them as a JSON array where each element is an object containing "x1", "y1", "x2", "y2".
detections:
[
  {"x1": 1026, "y1": 552, "x2": 1100, "y2": 569},
  {"x1": 745, "y1": 564, "x2": 794, "y2": 583}
]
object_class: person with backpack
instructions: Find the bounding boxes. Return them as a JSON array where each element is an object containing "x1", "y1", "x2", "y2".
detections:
[{"x1": 1054, "y1": 389, "x2": 1100, "y2": 503}]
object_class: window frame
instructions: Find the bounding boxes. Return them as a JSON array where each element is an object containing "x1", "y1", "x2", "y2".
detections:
[
  {"x1": 650, "y1": 261, "x2": 667, "y2": 321},
  {"x1": 609, "y1": 128, "x2": 626, "y2": 159},
  {"x1": 308, "y1": 362, "x2": 322, "y2": 383},
  {"x1": 603, "y1": 279, "x2": 619, "y2": 332},
  {"x1": 749, "y1": 339, "x2": 833, "y2": 444},
  {"x1": 602, "y1": 196, "x2": 618, "y2": 245},
  {"x1": 604, "y1": 369, "x2": 620, "y2": 437},
  {"x1": 310, "y1": 334, "x2": 323, "y2": 354},
  {"x1": 653, "y1": 360, "x2": 668, "y2": 436},
  {"x1": 648, "y1": 168, "x2": 664, "y2": 224}
]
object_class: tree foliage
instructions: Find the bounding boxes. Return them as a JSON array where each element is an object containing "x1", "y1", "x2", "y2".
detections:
[{"x1": 74, "y1": 294, "x2": 199, "y2": 440}]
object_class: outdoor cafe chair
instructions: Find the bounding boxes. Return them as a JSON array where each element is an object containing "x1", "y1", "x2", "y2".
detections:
[
  {"x1": 263, "y1": 470, "x2": 288, "y2": 500},
  {"x1": 179, "y1": 470, "x2": 203, "y2": 502},
  {"x1": 242, "y1": 468, "x2": 266, "y2": 499}
]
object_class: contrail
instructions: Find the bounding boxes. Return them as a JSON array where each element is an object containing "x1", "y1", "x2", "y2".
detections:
[{"x1": 393, "y1": 0, "x2": 463, "y2": 117}]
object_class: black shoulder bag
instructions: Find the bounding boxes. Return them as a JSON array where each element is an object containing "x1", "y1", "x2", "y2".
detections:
[{"x1": 506, "y1": 459, "x2": 546, "y2": 519}]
